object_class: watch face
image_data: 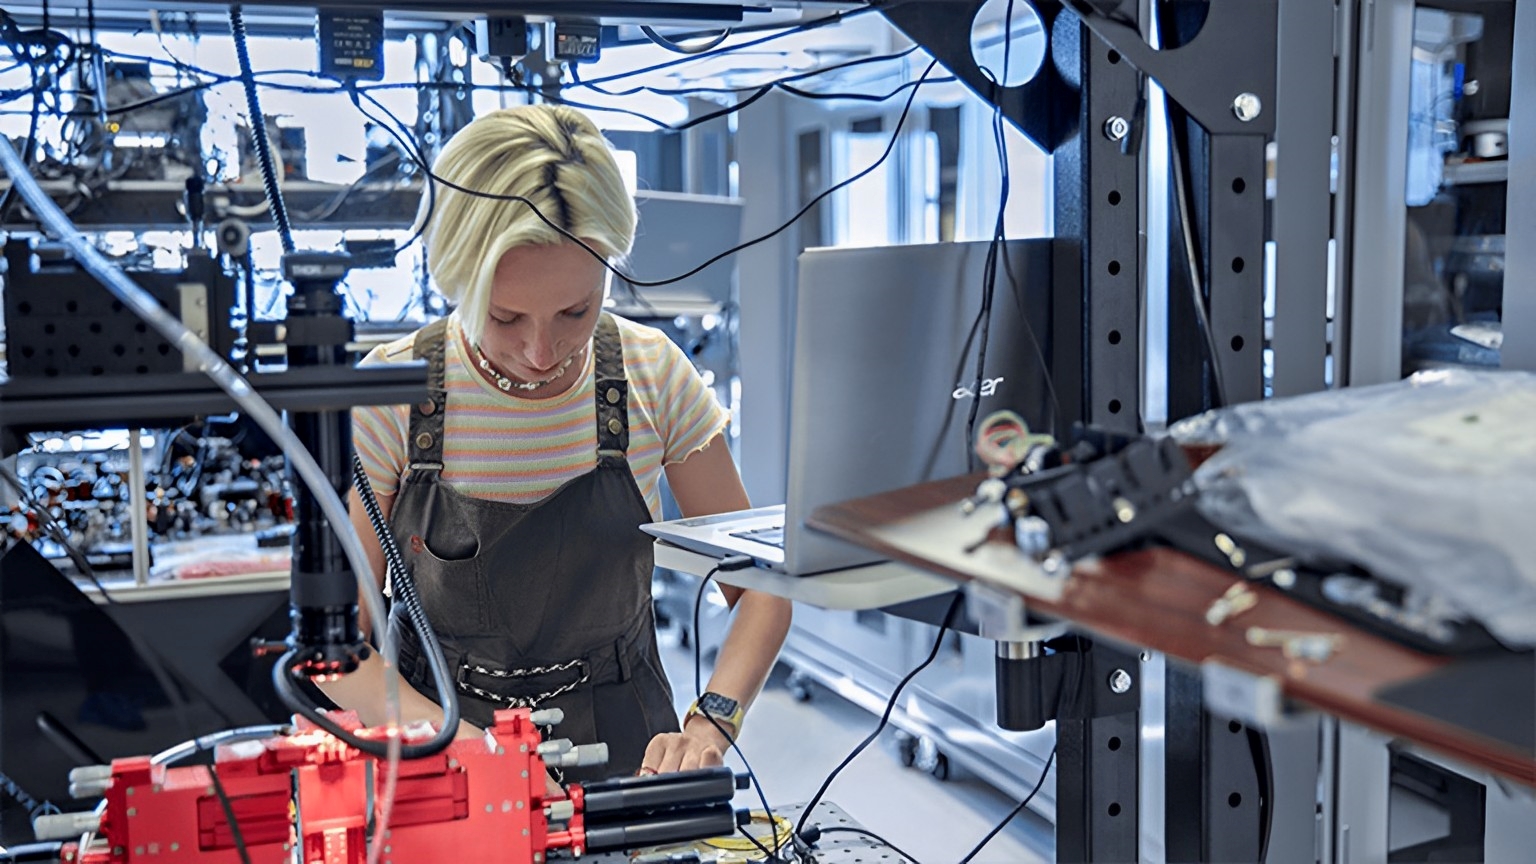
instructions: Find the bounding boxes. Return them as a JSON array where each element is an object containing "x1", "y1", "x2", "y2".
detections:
[{"x1": 699, "y1": 692, "x2": 739, "y2": 717}]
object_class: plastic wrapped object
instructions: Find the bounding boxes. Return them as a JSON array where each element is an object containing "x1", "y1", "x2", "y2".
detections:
[{"x1": 1168, "y1": 369, "x2": 1536, "y2": 649}]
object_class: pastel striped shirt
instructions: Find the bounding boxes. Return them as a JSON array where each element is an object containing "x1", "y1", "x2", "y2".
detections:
[{"x1": 352, "y1": 312, "x2": 728, "y2": 519}]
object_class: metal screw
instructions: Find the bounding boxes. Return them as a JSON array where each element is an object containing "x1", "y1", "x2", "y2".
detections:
[
  {"x1": 1232, "y1": 92, "x2": 1262, "y2": 122},
  {"x1": 1113, "y1": 497, "x2": 1136, "y2": 524},
  {"x1": 1103, "y1": 115, "x2": 1130, "y2": 141},
  {"x1": 1139, "y1": 650, "x2": 1153, "y2": 663},
  {"x1": 1041, "y1": 551, "x2": 1069, "y2": 577},
  {"x1": 1108, "y1": 668, "x2": 1133, "y2": 694}
]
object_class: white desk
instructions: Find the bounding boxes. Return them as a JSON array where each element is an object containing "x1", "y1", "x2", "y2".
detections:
[
  {"x1": 80, "y1": 570, "x2": 290, "y2": 604},
  {"x1": 652, "y1": 541, "x2": 954, "y2": 611}
]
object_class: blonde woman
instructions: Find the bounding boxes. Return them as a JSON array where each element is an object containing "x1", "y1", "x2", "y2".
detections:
[{"x1": 327, "y1": 104, "x2": 791, "y2": 780}]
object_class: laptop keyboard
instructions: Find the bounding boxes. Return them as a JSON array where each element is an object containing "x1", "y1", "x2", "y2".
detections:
[{"x1": 729, "y1": 525, "x2": 785, "y2": 550}]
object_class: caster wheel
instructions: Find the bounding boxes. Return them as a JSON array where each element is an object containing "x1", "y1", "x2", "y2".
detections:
[
  {"x1": 786, "y1": 671, "x2": 814, "y2": 703},
  {"x1": 893, "y1": 731, "x2": 918, "y2": 768},
  {"x1": 928, "y1": 752, "x2": 951, "y2": 782},
  {"x1": 913, "y1": 737, "x2": 940, "y2": 774}
]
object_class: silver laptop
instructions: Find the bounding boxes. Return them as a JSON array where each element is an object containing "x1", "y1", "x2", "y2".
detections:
[{"x1": 642, "y1": 239, "x2": 1056, "y2": 575}]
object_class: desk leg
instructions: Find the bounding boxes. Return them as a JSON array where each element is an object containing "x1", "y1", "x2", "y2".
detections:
[
  {"x1": 1164, "y1": 665, "x2": 1267, "y2": 862},
  {"x1": 1057, "y1": 711, "x2": 1141, "y2": 862},
  {"x1": 1055, "y1": 640, "x2": 1141, "y2": 863}
]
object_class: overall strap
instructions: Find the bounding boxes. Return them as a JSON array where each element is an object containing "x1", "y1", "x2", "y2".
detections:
[
  {"x1": 593, "y1": 313, "x2": 630, "y2": 468},
  {"x1": 406, "y1": 317, "x2": 451, "y2": 472}
]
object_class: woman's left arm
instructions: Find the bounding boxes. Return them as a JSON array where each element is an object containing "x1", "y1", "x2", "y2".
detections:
[{"x1": 643, "y1": 433, "x2": 794, "y2": 773}]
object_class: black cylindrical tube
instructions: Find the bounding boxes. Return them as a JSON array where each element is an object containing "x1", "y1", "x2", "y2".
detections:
[
  {"x1": 289, "y1": 409, "x2": 353, "y2": 595},
  {"x1": 995, "y1": 650, "x2": 1049, "y2": 732},
  {"x1": 582, "y1": 805, "x2": 741, "y2": 853},
  {"x1": 581, "y1": 767, "x2": 738, "y2": 817},
  {"x1": 287, "y1": 406, "x2": 362, "y2": 673}
]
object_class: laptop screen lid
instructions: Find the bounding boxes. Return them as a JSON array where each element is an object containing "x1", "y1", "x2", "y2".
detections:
[{"x1": 781, "y1": 239, "x2": 1057, "y2": 575}]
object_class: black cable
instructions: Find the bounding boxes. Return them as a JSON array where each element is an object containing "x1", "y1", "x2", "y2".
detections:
[
  {"x1": 345, "y1": 89, "x2": 433, "y2": 257},
  {"x1": 206, "y1": 764, "x2": 254, "y2": 864},
  {"x1": 544, "y1": 75, "x2": 950, "y2": 136},
  {"x1": 228, "y1": 5, "x2": 294, "y2": 255},
  {"x1": 955, "y1": 746, "x2": 1055, "y2": 864},
  {"x1": 641, "y1": 25, "x2": 733, "y2": 55},
  {"x1": 999, "y1": 224, "x2": 1063, "y2": 435},
  {"x1": 1167, "y1": 104, "x2": 1229, "y2": 408},
  {"x1": 963, "y1": 0, "x2": 1021, "y2": 472},
  {"x1": 569, "y1": 45, "x2": 920, "y2": 98},
  {"x1": 686, "y1": 560, "x2": 783, "y2": 857},
  {"x1": 366, "y1": 58, "x2": 938, "y2": 292},
  {"x1": 263, "y1": 456, "x2": 459, "y2": 761},
  {"x1": 817, "y1": 826, "x2": 921, "y2": 863},
  {"x1": 0, "y1": 5, "x2": 74, "y2": 224},
  {"x1": 691, "y1": 566, "x2": 720, "y2": 700},
  {"x1": 921, "y1": 13, "x2": 1026, "y2": 481},
  {"x1": 576, "y1": 4, "x2": 879, "y2": 89},
  {"x1": 956, "y1": 639, "x2": 1081, "y2": 864},
  {"x1": 295, "y1": 150, "x2": 401, "y2": 223},
  {"x1": 795, "y1": 592, "x2": 963, "y2": 840}
]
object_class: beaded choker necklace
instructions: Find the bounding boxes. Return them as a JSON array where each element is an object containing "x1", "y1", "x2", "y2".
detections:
[{"x1": 471, "y1": 343, "x2": 579, "y2": 392}]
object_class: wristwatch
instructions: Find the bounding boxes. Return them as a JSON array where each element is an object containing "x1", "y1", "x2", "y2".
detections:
[{"x1": 685, "y1": 691, "x2": 745, "y2": 736}]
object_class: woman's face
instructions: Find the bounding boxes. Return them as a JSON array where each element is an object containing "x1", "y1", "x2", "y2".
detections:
[{"x1": 477, "y1": 241, "x2": 606, "y2": 392}]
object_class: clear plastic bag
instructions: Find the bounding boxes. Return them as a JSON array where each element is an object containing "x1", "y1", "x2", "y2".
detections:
[{"x1": 1168, "y1": 369, "x2": 1536, "y2": 649}]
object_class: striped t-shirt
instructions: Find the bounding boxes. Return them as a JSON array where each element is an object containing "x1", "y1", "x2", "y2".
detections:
[{"x1": 352, "y1": 312, "x2": 728, "y2": 519}]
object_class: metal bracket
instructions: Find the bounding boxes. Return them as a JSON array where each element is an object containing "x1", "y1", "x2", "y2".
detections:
[
  {"x1": 995, "y1": 636, "x2": 1140, "y2": 731},
  {"x1": 1063, "y1": 0, "x2": 1279, "y2": 135},
  {"x1": 1201, "y1": 660, "x2": 1305, "y2": 731},
  {"x1": 879, "y1": 0, "x2": 1080, "y2": 152},
  {"x1": 881, "y1": 1, "x2": 1277, "y2": 148}
]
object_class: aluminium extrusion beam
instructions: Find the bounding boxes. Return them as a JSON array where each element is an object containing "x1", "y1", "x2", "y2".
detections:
[
  {"x1": 1502, "y1": 0, "x2": 1536, "y2": 370},
  {"x1": 1269, "y1": 0, "x2": 1336, "y2": 397}
]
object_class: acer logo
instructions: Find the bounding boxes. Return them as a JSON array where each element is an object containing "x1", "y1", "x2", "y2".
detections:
[{"x1": 952, "y1": 377, "x2": 1005, "y2": 400}]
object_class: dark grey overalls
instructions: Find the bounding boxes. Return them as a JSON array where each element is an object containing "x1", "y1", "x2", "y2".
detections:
[{"x1": 390, "y1": 313, "x2": 679, "y2": 781}]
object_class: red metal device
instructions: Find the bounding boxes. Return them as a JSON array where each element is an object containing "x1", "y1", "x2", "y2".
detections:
[{"x1": 59, "y1": 709, "x2": 587, "y2": 864}]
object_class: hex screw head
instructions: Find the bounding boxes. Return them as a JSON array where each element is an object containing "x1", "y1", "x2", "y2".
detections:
[
  {"x1": 1109, "y1": 668, "x2": 1134, "y2": 694},
  {"x1": 1104, "y1": 115, "x2": 1131, "y2": 141},
  {"x1": 1232, "y1": 92, "x2": 1262, "y2": 122}
]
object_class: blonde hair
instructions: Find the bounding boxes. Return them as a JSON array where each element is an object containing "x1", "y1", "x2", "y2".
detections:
[{"x1": 419, "y1": 104, "x2": 635, "y2": 345}]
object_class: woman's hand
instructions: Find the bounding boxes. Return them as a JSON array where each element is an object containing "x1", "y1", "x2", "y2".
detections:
[{"x1": 639, "y1": 716, "x2": 732, "y2": 775}]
